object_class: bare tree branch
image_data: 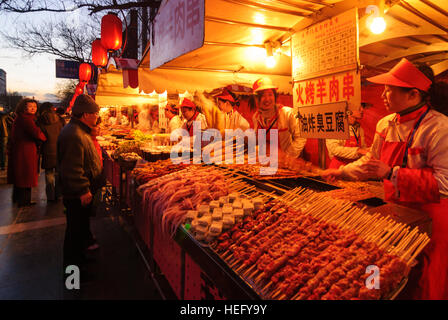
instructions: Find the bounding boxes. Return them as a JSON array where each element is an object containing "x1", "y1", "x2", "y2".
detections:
[{"x1": 0, "y1": 0, "x2": 161, "y2": 15}]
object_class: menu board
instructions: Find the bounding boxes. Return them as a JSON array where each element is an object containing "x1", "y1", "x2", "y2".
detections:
[{"x1": 291, "y1": 8, "x2": 359, "y2": 82}]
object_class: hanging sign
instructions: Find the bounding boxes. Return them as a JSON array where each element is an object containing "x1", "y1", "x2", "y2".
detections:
[
  {"x1": 293, "y1": 70, "x2": 361, "y2": 108},
  {"x1": 291, "y1": 8, "x2": 359, "y2": 82},
  {"x1": 297, "y1": 101, "x2": 349, "y2": 139},
  {"x1": 55, "y1": 59, "x2": 80, "y2": 79},
  {"x1": 150, "y1": 0, "x2": 205, "y2": 70}
]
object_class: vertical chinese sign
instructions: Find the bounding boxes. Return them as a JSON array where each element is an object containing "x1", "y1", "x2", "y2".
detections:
[
  {"x1": 291, "y1": 8, "x2": 360, "y2": 139},
  {"x1": 150, "y1": 0, "x2": 205, "y2": 70}
]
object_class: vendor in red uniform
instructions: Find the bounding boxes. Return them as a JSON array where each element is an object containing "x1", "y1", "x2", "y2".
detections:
[
  {"x1": 252, "y1": 77, "x2": 306, "y2": 158},
  {"x1": 322, "y1": 58, "x2": 448, "y2": 299},
  {"x1": 180, "y1": 98, "x2": 207, "y2": 136},
  {"x1": 326, "y1": 103, "x2": 370, "y2": 169}
]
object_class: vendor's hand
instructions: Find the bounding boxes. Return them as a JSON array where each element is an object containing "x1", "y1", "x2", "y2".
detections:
[
  {"x1": 80, "y1": 191, "x2": 93, "y2": 206},
  {"x1": 362, "y1": 159, "x2": 391, "y2": 179},
  {"x1": 321, "y1": 168, "x2": 343, "y2": 182},
  {"x1": 357, "y1": 148, "x2": 369, "y2": 156}
]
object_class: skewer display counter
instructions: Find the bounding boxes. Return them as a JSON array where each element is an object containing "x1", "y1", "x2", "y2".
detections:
[{"x1": 128, "y1": 163, "x2": 431, "y2": 300}]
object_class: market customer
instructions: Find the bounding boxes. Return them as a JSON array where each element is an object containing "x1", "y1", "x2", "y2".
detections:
[
  {"x1": 252, "y1": 77, "x2": 306, "y2": 158},
  {"x1": 326, "y1": 102, "x2": 369, "y2": 169},
  {"x1": 37, "y1": 102, "x2": 64, "y2": 202},
  {"x1": 217, "y1": 89, "x2": 249, "y2": 131},
  {"x1": 322, "y1": 58, "x2": 448, "y2": 299},
  {"x1": 0, "y1": 110, "x2": 15, "y2": 170},
  {"x1": 165, "y1": 103, "x2": 183, "y2": 133},
  {"x1": 7, "y1": 98, "x2": 47, "y2": 207},
  {"x1": 57, "y1": 94, "x2": 105, "y2": 270}
]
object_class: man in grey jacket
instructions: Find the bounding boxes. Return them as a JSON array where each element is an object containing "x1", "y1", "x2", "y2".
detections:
[{"x1": 58, "y1": 94, "x2": 104, "y2": 271}]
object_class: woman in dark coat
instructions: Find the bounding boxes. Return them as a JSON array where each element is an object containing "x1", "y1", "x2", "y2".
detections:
[
  {"x1": 7, "y1": 98, "x2": 47, "y2": 207},
  {"x1": 37, "y1": 102, "x2": 64, "y2": 202}
]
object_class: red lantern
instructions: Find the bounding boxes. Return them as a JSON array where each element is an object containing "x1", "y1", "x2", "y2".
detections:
[
  {"x1": 79, "y1": 63, "x2": 92, "y2": 83},
  {"x1": 75, "y1": 83, "x2": 84, "y2": 96},
  {"x1": 92, "y1": 39, "x2": 108, "y2": 67},
  {"x1": 101, "y1": 13, "x2": 122, "y2": 51}
]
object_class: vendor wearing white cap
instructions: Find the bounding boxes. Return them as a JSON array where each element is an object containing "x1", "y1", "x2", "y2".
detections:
[
  {"x1": 326, "y1": 102, "x2": 369, "y2": 169},
  {"x1": 216, "y1": 89, "x2": 249, "y2": 131},
  {"x1": 252, "y1": 77, "x2": 306, "y2": 158},
  {"x1": 165, "y1": 103, "x2": 183, "y2": 133},
  {"x1": 322, "y1": 58, "x2": 448, "y2": 299},
  {"x1": 180, "y1": 98, "x2": 207, "y2": 136}
]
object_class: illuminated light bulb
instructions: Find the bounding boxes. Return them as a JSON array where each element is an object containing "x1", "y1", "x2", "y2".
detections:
[
  {"x1": 370, "y1": 16, "x2": 386, "y2": 34},
  {"x1": 247, "y1": 47, "x2": 266, "y2": 60},
  {"x1": 266, "y1": 55, "x2": 276, "y2": 68}
]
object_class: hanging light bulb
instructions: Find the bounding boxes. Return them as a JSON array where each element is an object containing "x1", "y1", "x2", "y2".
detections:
[
  {"x1": 370, "y1": 16, "x2": 386, "y2": 34},
  {"x1": 266, "y1": 56, "x2": 276, "y2": 68},
  {"x1": 366, "y1": 3, "x2": 387, "y2": 35},
  {"x1": 264, "y1": 41, "x2": 277, "y2": 68}
]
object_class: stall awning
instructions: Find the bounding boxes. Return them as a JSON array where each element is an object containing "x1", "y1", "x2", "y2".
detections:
[
  {"x1": 137, "y1": 0, "x2": 448, "y2": 91},
  {"x1": 95, "y1": 64, "x2": 156, "y2": 107}
]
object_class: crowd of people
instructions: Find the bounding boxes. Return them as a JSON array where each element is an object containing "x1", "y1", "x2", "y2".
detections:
[{"x1": 0, "y1": 58, "x2": 447, "y2": 298}]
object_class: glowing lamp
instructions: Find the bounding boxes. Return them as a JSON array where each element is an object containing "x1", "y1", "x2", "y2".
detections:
[
  {"x1": 92, "y1": 39, "x2": 108, "y2": 67},
  {"x1": 370, "y1": 17, "x2": 386, "y2": 34},
  {"x1": 79, "y1": 63, "x2": 92, "y2": 83},
  {"x1": 101, "y1": 13, "x2": 122, "y2": 50}
]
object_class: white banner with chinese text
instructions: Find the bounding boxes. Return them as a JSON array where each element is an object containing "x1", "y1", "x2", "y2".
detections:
[
  {"x1": 297, "y1": 101, "x2": 349, "y2": 139},
  {"x1": 150, "y1": 0, "x2": 205, "y2": 70}
]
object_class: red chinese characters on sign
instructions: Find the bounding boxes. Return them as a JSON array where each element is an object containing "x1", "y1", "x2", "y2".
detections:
[
  {"x1": 293, "y1": 70, "x2": 360, "y2": 108},
  {"x1": 329, "y1": 76, "x2": 339, "y2": 102},
  {"x1": 296, "y1": 84, "x2": 305, "y2": 105},
  {"x1": 186, "y1": 0, "x2": 200, "y2": 35},
  {"x1": 343, "y1": 72, "x2": 355, "y2": 101},
  {"x1": 174, "y1": 1, "x2": 186, "y2": 40},
  {"x1": 316, "y1": 79, "x2": 327, "y2": 104},
  {"x1": 305, "y1": 81, "x2": 315, "y2": 104}
]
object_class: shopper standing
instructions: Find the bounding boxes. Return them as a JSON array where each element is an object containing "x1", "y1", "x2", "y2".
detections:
[
  {"x1": 37, "y1": 102, "x2": 64, "y2": 202},
  {"x1": 0, "y1": 111, "x2": 15, "y2": 170},
  {"x1": 7, "y1": 98, "x2": 46, "y2": 207},
  {"x1": 57, "y1": 94, "x2": 104, "y2": 270}
]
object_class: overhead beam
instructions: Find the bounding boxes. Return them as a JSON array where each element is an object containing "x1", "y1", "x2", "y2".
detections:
[
  {"x1": 204, "y1": 41, "x2": 264, "y2": 48},
  {"x1": 419, "y1": 0, "x2": 448, "y2": 19},
  {"x1": 387, "y1": 11, "x2": 420, "y2": 28},
  {"x1": 370, "y1": 42, "x2": 448, "y2": 66},
  {"x1": 399, "y1": 1, "x2": 448, "y2": 33},
  {"x1": 205, "y1": 16, "x2": 292, "y2": 32},
  {"x1": 273, "y1": 0, "x2": 319, "y2": 13},
  {"x1": 412, "y1": 52, "x2": 448, "y2": 63},
  {"x1": 221, "y1": 0, "x2": 311, "y2": 17},
  {"x1": 431, "y1": 59, "x2": 448, "y2": 75},
  {"x1": 407, "y1": 36, "x2": 432, "y2": 45},
  {"x1": 291, "y1": 0, "x2": 401, "y2": 32}
]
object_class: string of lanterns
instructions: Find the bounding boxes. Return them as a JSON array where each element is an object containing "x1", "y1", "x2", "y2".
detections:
[{"x1": 68, "y1": 12, "x2": 124, "y2": 111}]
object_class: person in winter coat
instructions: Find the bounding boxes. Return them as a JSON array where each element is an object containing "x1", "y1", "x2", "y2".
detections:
[
  {"x1": 7, "y1": 98, "x2": 47, "y2": 207},
  {"x1": 0, "y1": 111, "x2": 15, "y2": 170},
  {"x1": 326, "y1": 103, "x2": 370, "y2": 169},
  {"x1": 252, "y1": 77, "x2": 306, "y2": 158},
  {"x1": 322, "y1": 58, "x2": 448, "y2": 299},
  {"x1": 37, "y1": 102, "x2": 64, "y2": 202},
  {"x1": 58, "y1": 94, "x2": 104, "y2": 270}
]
